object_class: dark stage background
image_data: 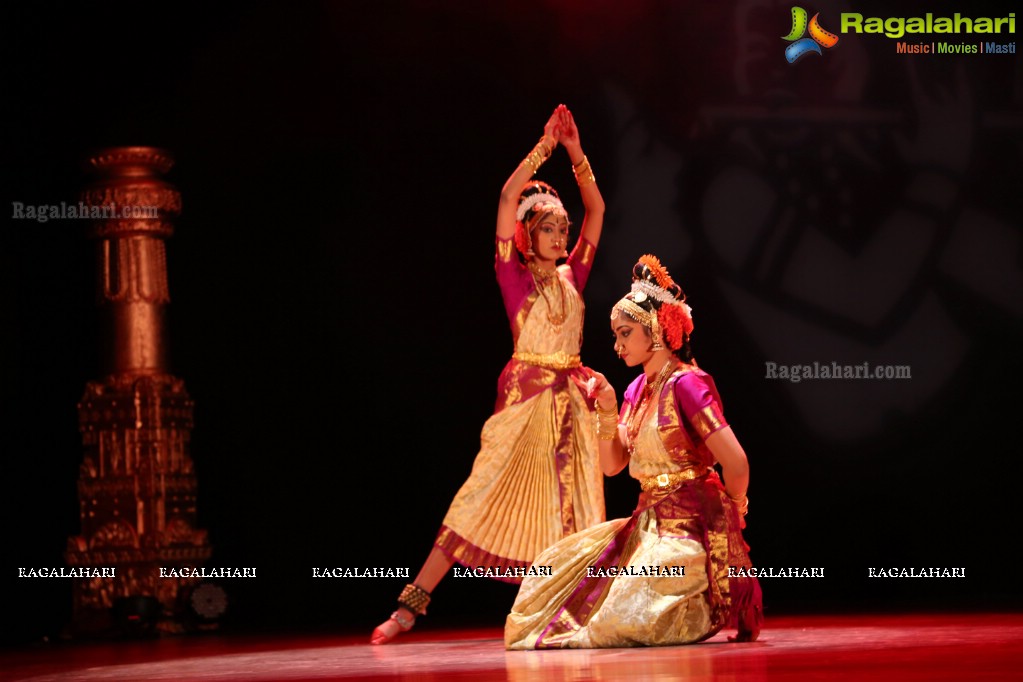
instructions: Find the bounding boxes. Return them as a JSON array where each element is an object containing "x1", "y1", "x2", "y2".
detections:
[{"x1": 3, "y1": 0, "x2": 1021, "y2": 646}]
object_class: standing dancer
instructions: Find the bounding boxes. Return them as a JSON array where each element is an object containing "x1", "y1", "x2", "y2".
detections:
[{"x1": 372, "y1": 104, "x2": 607, "y2": 644}]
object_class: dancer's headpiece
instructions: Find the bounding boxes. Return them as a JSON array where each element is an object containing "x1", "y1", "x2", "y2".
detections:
[
  {"x1": 611, "y1": 254, "x2": 693, "y2": 351},
  {"x1": 514, "y1": 180, "x2": 567, "y2": 258}
]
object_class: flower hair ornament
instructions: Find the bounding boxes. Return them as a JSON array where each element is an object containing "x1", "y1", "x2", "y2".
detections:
[
  {"x1": 514, "y1": 181, "x2": 568, "y2": 258},
  {"x1": 515, "y1": 191, "x2": 565, "y2": 222},
  {"x1": 611, "y1": 254, "x2": 694, "y2": 351}
]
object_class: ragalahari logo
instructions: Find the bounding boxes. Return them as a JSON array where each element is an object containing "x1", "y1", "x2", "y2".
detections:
[{"x1": 783, "y1": 7, "x2": 839, "y2": 63}]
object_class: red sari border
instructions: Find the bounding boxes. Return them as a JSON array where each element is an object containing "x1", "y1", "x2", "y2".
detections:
[{"x1": 434, "y1": 525, "x2": 530, "y2": 585}]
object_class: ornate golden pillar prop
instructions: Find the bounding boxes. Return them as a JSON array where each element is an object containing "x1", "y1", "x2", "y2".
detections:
[{"x1": 66, "y1": 147, "x2": 212, "y2": 635}]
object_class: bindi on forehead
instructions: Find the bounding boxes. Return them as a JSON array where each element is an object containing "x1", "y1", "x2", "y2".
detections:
[{"x1": 537, "y1": 215, "x2": 568, "y2": 226}]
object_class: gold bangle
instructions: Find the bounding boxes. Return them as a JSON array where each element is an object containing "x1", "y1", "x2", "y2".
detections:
[
  {"x1": 572, "y1": 155, "x2": 595, "y2": 187},
  {"x1": 523, "y1": 149, "x2": 543, "y2": 174},
  {"x1": 522, "y1": 137, "x2": 553, "y2": 175},
  {"x1": 729, "y1": 494, "x2": 749, "y2": 516},
  {"x1": 537, "y1": 136, "x2": 554, "y2": 157},
  {"x1": 595, "y1": 402, "x2": 619, "y2": 440}
]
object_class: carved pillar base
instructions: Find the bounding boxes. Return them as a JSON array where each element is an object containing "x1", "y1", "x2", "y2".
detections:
[{"x1": 67, "y1": 148, "x2": 213, "y2": 636}]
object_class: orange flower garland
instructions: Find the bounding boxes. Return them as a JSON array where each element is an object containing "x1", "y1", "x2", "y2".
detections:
[
  {"x1": 658, "y1": 304, "x2": 692, "y2": 350},
  {"x1": 635, "y1": 253, "x2": 693, "y2": 349},
  {"x1": 514, "y1": 221, "x2": 531, "y2": 256},
  {"x1": 638, "y1": 254, "x2": 672, "y2": 290}
]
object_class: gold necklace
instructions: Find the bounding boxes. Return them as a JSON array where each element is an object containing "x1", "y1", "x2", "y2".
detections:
[
  {"x1": 527, "y1": 261, "x2": 567, "y2": 326},
  {"x1": 626, "y1": 358, "x2": 678, "y2": 454}
]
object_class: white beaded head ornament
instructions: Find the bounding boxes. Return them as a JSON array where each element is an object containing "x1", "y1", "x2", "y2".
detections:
[
  {"x1": 515, "y1": 191, "x2": 566, "y2": 222},
  {"x1": 631, "y1": 280, "x2": 693, "y2": 319},
  {"x1": 611, "y1": 255, "x2": 694, "y2": 351}
]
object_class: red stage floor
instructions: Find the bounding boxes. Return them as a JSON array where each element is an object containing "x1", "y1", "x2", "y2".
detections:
[{"x1": 3, "y1": 612, "x2": 1022, "y2": 681}]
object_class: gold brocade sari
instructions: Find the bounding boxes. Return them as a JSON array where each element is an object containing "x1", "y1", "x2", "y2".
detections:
[
  {"x1": 435, "y1": 265, "x2": 605, "y2": 579},
  {"x1": 505, "y1": 368, "x2": 759, "y2": 648}
]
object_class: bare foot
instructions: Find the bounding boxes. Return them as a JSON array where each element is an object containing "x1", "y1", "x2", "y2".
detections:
[
  {"x1": 728, "y1": 603, "x2": 762, "y2": 642},
  {"x1": 728, "y1": 628, "x2": 760, "y2": 643},
  {"x1": 370, "y1": 618, "x2": 402, "y2": 645},
  {"x1": 370, "y1": 610, "x2": 414, "y2": 645}
]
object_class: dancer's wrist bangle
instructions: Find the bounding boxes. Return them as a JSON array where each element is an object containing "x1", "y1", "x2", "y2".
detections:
[
  {"x1": 729, "y1": 494, "x2": 749, "y2": 515},
  {"x1": 572, "y1": 155, "x2": 595, "y2": 187},
  {"x1": 522, "y1": 137, "x2": 554, "y2": 175},
  {"x1": 596, "y1": 423, "x2": 618, "y2": 440}
]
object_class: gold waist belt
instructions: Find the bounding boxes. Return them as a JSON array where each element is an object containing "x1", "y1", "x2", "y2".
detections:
[
  {"x1": 640, "y1": 467, "x2": 710, "y2": 492},
  {"x1": 512, "y1": 350, "x2": 581, "y2": 370}
]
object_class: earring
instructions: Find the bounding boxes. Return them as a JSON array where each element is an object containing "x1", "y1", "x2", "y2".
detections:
[{"x1": 649, "y1": 312, "x2": 664, "y2": 351}]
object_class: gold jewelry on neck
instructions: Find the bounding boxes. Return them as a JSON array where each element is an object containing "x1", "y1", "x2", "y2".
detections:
[
  {"x1": 528, "y1": 260, "x2": 567, "y2": 326},
  {"x1": 625, "y1": 358, "x2": 679, "y2": 455}
]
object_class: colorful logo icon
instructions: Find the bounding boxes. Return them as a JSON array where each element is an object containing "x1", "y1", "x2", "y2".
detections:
[{"x1": 783, "y1": 7, "x2": 839, "y2": 63}]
